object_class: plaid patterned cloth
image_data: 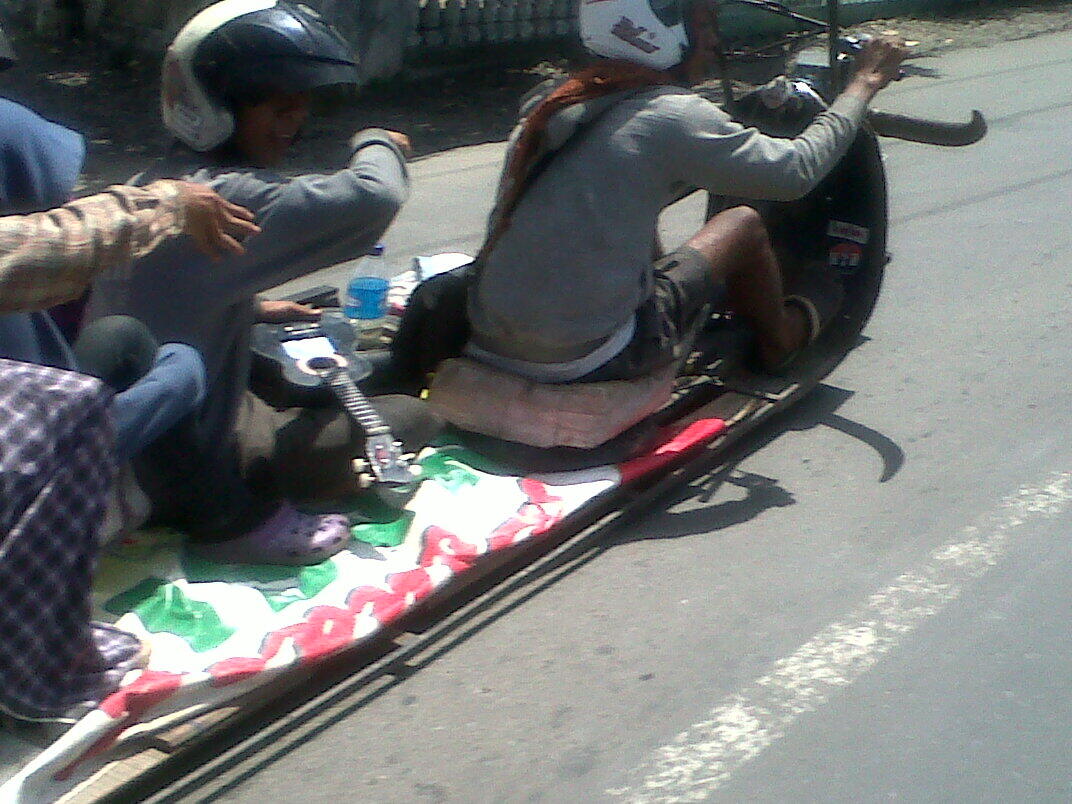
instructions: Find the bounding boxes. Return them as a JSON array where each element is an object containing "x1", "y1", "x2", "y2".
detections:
[
  {"x1": 0, "y1": 180, "x2": 185, "y2": 314},
  {"x1": 0, "y1": 359, "x2": 143, "y2": 721}
]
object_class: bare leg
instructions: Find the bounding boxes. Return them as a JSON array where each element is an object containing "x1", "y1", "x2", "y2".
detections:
[{"x1": 685, "y1": 205, "x2": 808, "y2": 368}]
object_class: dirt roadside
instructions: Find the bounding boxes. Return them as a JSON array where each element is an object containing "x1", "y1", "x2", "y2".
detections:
[{"x1": 0, "y1": 0, "x2": 1069, "y2": 193}]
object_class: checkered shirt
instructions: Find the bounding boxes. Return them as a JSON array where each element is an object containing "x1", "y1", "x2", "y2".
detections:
[
  {"x1": 0, "y1": 359, "x2": 142, "y2": 721},
  {"x1": 0, "y1": 180, "x2": 185, "y2": 314}
]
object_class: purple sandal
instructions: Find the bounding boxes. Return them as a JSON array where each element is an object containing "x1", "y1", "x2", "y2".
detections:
[{"x1": 189, "y1": 504, "x2": 351, "y2": 566}]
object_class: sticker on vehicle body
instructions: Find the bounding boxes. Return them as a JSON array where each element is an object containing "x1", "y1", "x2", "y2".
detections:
[
  {"x1": 829, "y1": 242, "x2": 864, "y2": 272},
  {"x1": 827, "y1": 220, "x2": 870, "y2": 245}
]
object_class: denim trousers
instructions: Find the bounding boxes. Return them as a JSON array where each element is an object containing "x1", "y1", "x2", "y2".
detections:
[{"x1": 74, "y1": 315, "x2": 206, "y2": 462}]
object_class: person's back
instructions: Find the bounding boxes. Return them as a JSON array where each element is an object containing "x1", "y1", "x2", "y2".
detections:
[
  {"x1": 0, "y1": 98, "x2": 86, "y2": 369},
  {"x1": 464, "y1": 0, "x2": 906, "y2": 384},
  {"x1": 473, "y1": 86, "x2": 689, "y2": 363},
  {"x1": 471, "y1": 84, "x2": 868, "y2": 364}
]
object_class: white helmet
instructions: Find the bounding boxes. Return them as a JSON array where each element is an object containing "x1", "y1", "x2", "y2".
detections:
[
  {"x1": 578, "y1": 0, "x2": 691, "y2": 71},
  {"x1": 162, "y1": 0, "x2": 358, "y2": 152}
]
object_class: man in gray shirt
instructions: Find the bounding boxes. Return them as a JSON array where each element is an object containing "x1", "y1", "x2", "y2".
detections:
[
  {"x1": 465, "y1": 0, "x2": 907, "y2": 383},
  {"x1": 87, "y1": 1, "x2": 439, "y2": 565}
]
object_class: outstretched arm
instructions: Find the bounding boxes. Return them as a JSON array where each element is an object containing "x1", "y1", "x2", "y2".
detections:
[
  {"x1": 668, "y1": 36, "x2": 908, "y2": 202},
  {"x1": 210, "y1": 129, "x2": 411, "y2": 303},
  {"x1": 0, "y1": 180, "x2": 259, "y2": 313}
]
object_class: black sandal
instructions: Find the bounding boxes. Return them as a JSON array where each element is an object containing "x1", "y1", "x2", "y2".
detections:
[{"x1": 766, "y1": 273, "x2": 845, "y2": 373}]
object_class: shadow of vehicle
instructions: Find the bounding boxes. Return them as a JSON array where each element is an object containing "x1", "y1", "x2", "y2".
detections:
[{"x1": 611, "y1": 382, "x2": 904, "y2": 545}]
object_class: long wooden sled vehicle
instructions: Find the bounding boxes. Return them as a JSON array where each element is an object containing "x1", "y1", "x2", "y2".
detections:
[{"x1": 0, "y1": 4, "x2": 987, "y2": 802}]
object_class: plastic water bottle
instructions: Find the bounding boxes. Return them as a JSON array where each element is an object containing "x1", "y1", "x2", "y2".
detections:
[{"x1": 343, "y1": 245, "x2": 390, "y2": 348}]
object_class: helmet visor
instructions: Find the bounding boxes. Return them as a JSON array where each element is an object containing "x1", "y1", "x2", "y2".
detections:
[
  {"x1": 209, "y1": 55, "x2": 358, "y2": 106},
  {"x1": 245, "y1": 56, "x2": 358, "y2": 94},
  {"x1": 649, "y1": 0, "x2": 684, "y2": 28}
]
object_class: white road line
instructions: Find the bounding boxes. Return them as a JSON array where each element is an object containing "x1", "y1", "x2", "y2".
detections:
[{"x1": 607, "y1": 472, "x2": 1072, "y2": 803}]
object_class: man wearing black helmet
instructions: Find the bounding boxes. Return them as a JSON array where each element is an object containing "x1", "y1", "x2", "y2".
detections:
[
  {"x1": 86, "y1": 0, "x2": 440, "y2": 565},
  {"x1": 0, "y1": 21, "x2": 258, "y2": 481}
]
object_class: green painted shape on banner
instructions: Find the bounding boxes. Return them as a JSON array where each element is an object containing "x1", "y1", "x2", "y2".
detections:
[
  {"x1": 109, "y1": 580, "x2": 234, "y2": 653},
  {"x1": 183, "y1": 553, "x2": 301, "y2": 585},
  {"x1": 427, "y1": 441, "x2": 511, "y2": 475},
  {"x1": 418, "y1": 449, "x2": 484, "y2": 492},
  {"x1": 103, "y1": 577, "x2": 168, "y2": 617},
  {"x1": 262, "y1": 561, "x2": 339, "y2": 612},
  {"x1": 343, "y1": 494, "x2": 405, "y2": 524},
  {"x1": 262, "y1": 589, "x2": 305, "y2": 613},
  {"x1": 351, "y1": 510, "x2": 414, "y2": 548},
  {"x1": 181, "y1": 553, "x2": 339, "y2": 613},
  {"x1": 297, "y1": 561, "x2": 337, "y2": 598}
]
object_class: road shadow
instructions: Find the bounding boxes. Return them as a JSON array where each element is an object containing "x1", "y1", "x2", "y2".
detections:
[
  {"x1": 899, "y1": 64, "x2": 943, "y2": 79},
  {"x1": 610, "y1": 382, "x2": 905, "y2": 545}
]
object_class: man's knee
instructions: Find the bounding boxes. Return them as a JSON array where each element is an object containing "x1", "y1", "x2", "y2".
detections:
[
  {"x1": 74, "y1": 315, "x2": 159, "y2": 391},
  {"x1": 717, "y1": 205, "x2": 770, "y2": 253},
  {"x1": 79, "y1": 314, "x2": 154, "y2": 345},
  {"x1": 154, "y1": 343, "x2": 207, "y2": 408},
  {"x1": 690, "y1": 205, "x2": 771, "y2": 264}
]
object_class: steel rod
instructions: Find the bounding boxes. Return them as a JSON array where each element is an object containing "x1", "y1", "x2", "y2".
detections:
[
  {"x1": 711, "y1": 0, "x2": 737, "y2": 112},
  {"x1": 723, "y1": 0, "x2": 827, "y2": 30},
  {"x1": 828, "y1": 0, "x2": 841, "y2": 90}
]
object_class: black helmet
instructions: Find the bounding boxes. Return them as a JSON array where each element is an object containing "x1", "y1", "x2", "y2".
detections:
[
  {"x1": 195, "y1": 2, "x2": 358, "y2": 104},
  {"x1": 162, "y1": 1, "x2": 359, "y2": 151},
  {"x1": 0, "y1": 24, "x2": 17, "y2": 72}
]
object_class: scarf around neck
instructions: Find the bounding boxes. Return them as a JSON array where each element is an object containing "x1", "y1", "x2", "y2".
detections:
[{"x1": 480, "y1": 60, "x2": 675, "y2": 258}]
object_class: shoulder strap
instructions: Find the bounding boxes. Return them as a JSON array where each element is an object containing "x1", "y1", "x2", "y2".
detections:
[{"x1": 477, "y1": 86, "x2": 652, "y2": 263}]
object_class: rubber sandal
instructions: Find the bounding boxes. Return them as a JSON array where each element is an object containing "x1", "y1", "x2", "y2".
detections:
[
  {"x1": 765, "y1": 272, "x2": 845, "y2": 373},
  {"x1": 188, "y1": 504, "x2": 351, "y2": 566}
]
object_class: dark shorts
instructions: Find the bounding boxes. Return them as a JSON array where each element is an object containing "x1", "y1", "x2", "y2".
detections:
[
  {"x1": 390, "y1": 248, "x2": 721, "y2": 387},
  {"x1": 580, "y1": 246, "x2": 723, "y2": 382}
]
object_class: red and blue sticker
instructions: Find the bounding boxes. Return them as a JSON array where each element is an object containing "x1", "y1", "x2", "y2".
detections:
[{"x1": 827, "y1": 220, "x2": 869, "y2": 274}]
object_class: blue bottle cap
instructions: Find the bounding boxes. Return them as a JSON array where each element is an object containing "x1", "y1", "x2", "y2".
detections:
[{"x1": 368, "y1": 244, "x2": 386, "y2": 257}]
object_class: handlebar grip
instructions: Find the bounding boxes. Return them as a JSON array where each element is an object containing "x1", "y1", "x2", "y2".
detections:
[{"x1": 868, "y1": 109, "x2": 988, "y2": 147}]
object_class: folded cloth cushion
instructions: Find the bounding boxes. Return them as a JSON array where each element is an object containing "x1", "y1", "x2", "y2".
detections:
[{"x1": 427, "y1": 357, "x2": 675, "y2": 450}]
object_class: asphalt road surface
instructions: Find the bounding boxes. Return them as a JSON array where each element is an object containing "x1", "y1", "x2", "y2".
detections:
[{"x1": 233, "y1": 29, "x2": 1072, "y2": 803}]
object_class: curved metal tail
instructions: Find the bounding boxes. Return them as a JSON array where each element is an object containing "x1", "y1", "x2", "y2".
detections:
[{"x1": 868, "y1": 109, "x2": 988, "y2": 147}]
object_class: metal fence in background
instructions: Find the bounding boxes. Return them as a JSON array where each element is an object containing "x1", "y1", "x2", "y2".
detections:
[
  {"x1": 0, "y1": 0, "x2": 978, "y2": 79},
  {"x1": 408, "y1": 0, "x2": 579, "y2": 50},
  {"x1": 404, "y1": 0, "x2": 973, "y2": 52}
]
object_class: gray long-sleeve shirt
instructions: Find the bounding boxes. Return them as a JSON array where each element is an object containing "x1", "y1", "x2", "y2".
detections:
[
  {"x1": 86, "y1": 131, "x2": 408, "y2": 453},
  {"x1": 469, "y1": 86, "x2": 868, "y2": 364}
]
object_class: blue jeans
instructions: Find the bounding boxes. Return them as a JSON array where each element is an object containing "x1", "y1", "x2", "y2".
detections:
[
  {"x1": 74, "y1": 316, "x2": 206, "y2": 462},
  {"x1": 111, "y1": 343, "x2": 205, "y2": 461}
]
